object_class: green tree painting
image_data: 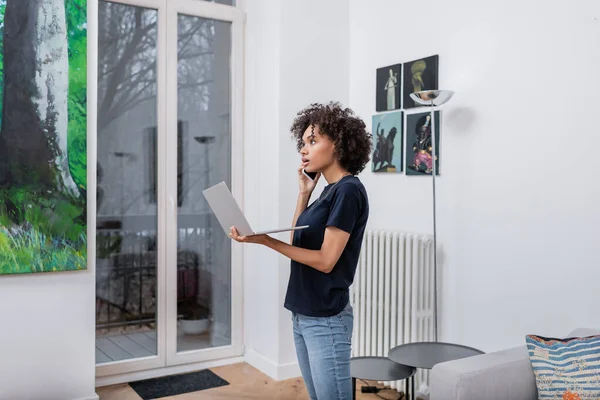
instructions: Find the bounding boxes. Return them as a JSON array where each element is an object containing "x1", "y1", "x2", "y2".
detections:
[{"x1": 0, "y1": 0, "x2": 87, "y2": 274}]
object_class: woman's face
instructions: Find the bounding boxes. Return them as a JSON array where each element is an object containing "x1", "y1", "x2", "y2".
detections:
[{"x1": 299, "y1": 125, "x2": 336, "y2": 173}]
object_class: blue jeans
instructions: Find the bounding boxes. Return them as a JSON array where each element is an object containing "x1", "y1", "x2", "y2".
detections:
[{"x1": 292, "y1": 302, "x2": 353, "y2": 400}]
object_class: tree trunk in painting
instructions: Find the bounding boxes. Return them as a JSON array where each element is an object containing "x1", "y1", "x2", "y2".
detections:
[
  {"x1": 0, "y1": 0, "x2": 58, "y2": 193},
  {"x1": 0, "y1": 0, "x2": 87, "y2": 275},
  {"x1": 35, "y1": 0, "x2": 78, "y2": 194}
]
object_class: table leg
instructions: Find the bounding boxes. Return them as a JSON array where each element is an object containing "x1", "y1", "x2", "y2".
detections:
[
  {"x1": 405, "y1": 375, "x2": 414, "y2": 400},
  {"x1": 411, "y1": 375, "x2": 415, "y2": 400},
  {"x1": 352, "y1": 377, "x2": 356, "y2": 400}
]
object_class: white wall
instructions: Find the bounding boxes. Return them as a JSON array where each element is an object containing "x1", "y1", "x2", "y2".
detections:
[
  {"x1": 349, "y1": 0, "x2": 600, "y2": 352},
  {"x1": 0, "y1": 273, "x2": 97, "y2": 400},
  {"x1": 0, "y1": 1, "x2": 98, "y2": 399},
  {"x1": 242, "y1": 0, "x2": 350, "y2": 379},
  {"x1": 242, "y1": 0, "x2": 285, "y2": 377}
]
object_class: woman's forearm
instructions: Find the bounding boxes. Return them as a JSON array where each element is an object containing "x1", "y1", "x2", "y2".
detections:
[
  {"x1": 290, "y1": 192, "x2": 311, "y2": 243},
  {"x1": 264, "y1": 235, "x2": 331, "y2": 273}
]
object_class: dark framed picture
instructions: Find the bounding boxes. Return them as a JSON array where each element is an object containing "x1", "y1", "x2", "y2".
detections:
[
  {"x1": 405, "y1": 111, "x2": 441, "y2": 176},
  {"x1": 372, "y1": 110, "x2": 403, "y2": 173},
  {"x1": 376, "y1": 63, "x2": 402, "y2": 111},
  {"x1": 403, "y1": 55, "x2": 439, "y2": 109}
]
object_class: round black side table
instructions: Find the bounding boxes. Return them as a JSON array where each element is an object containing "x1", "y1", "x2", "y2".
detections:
[
  {"x1": 387, "y1": 342, "x2": 484, "y2": 400},
  {"x1": 350, "y1": 356, "x2": 416, "y2": 400}
]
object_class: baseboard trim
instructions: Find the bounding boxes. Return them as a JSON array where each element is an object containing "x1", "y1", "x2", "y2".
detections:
[
  {"x1": 276, "y1": 359, "x2": 302, "y2": 381},
  {"x1": 244, "y1": 349, "x2": 301, "y2": 381},
  {"x1": 244, "y1": 349, "x2": 278, "y2": 380},
  {"x1": 95, "y1": 356, "x2": 244, "y2": 388}
]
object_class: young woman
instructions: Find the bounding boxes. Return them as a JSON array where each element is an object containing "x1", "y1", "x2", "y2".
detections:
[{"x1": 229, "y1": 102, "x2": 372, "y2": 399}]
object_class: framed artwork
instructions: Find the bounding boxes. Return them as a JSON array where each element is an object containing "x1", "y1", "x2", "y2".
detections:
[
  {"x1": 372, "y1": 111, "x2": 403, "y2": 173},
  {"x1": 376, "y1": 63, "x2": 402, "y2": 111},
  {"x1": 0, "y1": 0, "x2": 88, "y2": 274},
  {"x1": 403, "y1": 55, "x2": 439, "y2": 109},
  {"x1": 405, "y1": 111, "x2": 441, "y2": 176}
]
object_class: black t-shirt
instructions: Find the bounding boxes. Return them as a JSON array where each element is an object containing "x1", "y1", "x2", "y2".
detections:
[{"x1": 284, "y1": 175, "x2": 369, "y2": 317}]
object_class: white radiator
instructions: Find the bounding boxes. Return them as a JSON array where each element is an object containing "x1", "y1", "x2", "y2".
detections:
[{"x1": 349, "y1": 230, "x2": 435, "y2": 393}]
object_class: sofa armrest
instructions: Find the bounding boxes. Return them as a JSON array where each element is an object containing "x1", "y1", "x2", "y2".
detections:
[
  {"x1": 568, "y1": 328, "x2": 600, "y2": 337},
  {"x1": 430, "y1": 346, "x2": 537, "y2": 400}
]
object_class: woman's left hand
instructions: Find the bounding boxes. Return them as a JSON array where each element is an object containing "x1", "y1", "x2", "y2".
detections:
[{"x1": 229, "y1": 227, "x2": 269, "y2": 245}]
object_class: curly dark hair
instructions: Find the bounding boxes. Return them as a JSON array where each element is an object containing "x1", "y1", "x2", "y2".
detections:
[{"x1": 290, "y1": 102, "x2": 372, "y2": 175}]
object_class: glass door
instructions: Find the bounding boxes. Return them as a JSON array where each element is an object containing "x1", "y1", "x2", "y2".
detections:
[
  {"x1": 96, "y1": 0, "x2": 243, "y2": 376},
  {"x1": 165, "y1": 0, "x2": 244, "y2": 366},
  {"x1": 96, "y1": 0, "x2": 167, "y2": 377}
]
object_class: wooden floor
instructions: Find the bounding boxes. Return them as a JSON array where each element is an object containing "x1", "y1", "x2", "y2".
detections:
[
  {"x1": 96, "y1": 332, "x2": 157, "y2": 363},
  {"x1": 97, "y1": 331, "x2": 230, "y2": 363},
  {"x1": 97, "y1": 362, "x2": 404, "y2": 399}
]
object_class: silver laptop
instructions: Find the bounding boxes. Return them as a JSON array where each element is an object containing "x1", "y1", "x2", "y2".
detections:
[{"x1": 202, "y1": 181, "x2": 308, "y2": 237}]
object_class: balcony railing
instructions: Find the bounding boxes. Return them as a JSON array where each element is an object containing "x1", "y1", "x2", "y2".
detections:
[{"x1": 96, "y1": 214, "x2": 214, "y2": 335}]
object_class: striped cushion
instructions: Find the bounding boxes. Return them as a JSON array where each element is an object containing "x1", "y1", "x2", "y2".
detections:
[{"x1": 526, "y1": 334, "x2": 600, "y2": 400}]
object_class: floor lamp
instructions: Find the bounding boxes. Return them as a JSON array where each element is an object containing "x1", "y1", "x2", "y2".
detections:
[{"x1": 408, "y1": 89, "x2": 454, "y2": 342}]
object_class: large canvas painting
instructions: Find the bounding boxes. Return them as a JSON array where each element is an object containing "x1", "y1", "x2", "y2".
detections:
[
  {"x1": 372, "y1": 111, "x2": 403, "y2": 173},
  {"x1": 403, "y1": 55, "x2": 439, "y2": 109},
  {"x1": 405, "y1": 111, "x2": 441, "y2": 176},
  {"x1": 0, "y1": 0, "x2": 87, "y2": 274}
]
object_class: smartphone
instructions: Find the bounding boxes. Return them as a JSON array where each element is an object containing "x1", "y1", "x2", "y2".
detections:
[{"x1": 302, "y1": 169, "x2": 318, "y2": 181}]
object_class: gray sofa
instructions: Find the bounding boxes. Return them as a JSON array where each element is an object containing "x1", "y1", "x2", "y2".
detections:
[{"x1": 430, "y1": 328, "x2": 600, "y2": 400}]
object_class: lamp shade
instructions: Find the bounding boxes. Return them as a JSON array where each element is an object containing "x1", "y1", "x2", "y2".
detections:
[
  {"x1": 409, "y1": 90, "x2": 454, "y2": 106},
  {"x1": 194, "y1": 136, "x2": 215, "y2": 144}
]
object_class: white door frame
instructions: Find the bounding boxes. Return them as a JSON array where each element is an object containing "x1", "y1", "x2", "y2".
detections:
[
  {"x1": 95, "y1": 0, "x2": 245, "y2": 378},
  {"x1": 165, "y1": 0, "x2": 245, "y2": 367}
]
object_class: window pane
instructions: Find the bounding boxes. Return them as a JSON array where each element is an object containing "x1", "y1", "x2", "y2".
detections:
[
  {"x1": 176, "y1": 14, "x2": 232, "y2": 352},
  {"x1": 96, "y1": 1, "x2": 158, "y2": 363}
]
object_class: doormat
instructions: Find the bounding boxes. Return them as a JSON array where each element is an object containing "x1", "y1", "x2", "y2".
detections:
[{"x1": 129, "y1": 369, "x2": 229, "y2": 399}]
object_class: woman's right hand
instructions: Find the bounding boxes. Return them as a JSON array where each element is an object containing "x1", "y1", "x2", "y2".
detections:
[{"x1": 298, "y1": 163, "x2": 319, "y2": 195}]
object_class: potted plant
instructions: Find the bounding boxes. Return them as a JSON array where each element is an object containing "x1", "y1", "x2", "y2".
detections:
[{"x1": 178, "y1": 299, "x2": 210, "y2": 335}]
